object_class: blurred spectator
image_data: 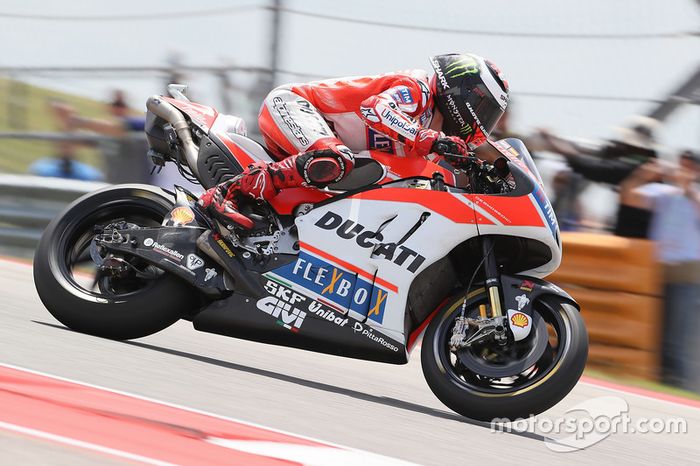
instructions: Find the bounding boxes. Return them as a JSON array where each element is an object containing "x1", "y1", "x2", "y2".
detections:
[
  {"x1": 28, "y1": 140, "x2": 103, "y2": 181},
  {"x1": 550, "y1": 169, "x2": 583, "y2": 231},
  {"x1": 539, "y1": 116, "x2": 661, "y2": 238},
  {"x1": 476, "y1": 105, "x2": 547, "y2": 163},
  {"x1": 620, "y1": 151, "x2": 700, "y2": 391},
  {"x1": 50, "y1": 90, "x2": 150, "y2": 183},
  {"x1": 51, "y1": 90, "x2": 145, "y2": 136}
]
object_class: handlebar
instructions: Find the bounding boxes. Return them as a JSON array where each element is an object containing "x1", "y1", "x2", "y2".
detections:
[
  {"x1": 439, "y1": 151, "x2": 510, "y2": 178},
  {"x1": 434, "y1": 151, "x2": 513, "y2": 194}
]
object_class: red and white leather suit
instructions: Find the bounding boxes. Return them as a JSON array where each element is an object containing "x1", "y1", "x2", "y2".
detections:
[
  {"x1": 260, "y1": 69, "x2": 437, "y2": 161},
  {"x1": 200, "y1": 70, "x2": 463, "y2": 228}
]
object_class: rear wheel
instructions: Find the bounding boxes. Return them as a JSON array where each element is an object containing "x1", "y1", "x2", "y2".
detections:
[
  {"x1": 421, "y1": 289, "x2": 588, "y2": 421},
  {"x1": 33, "y1": 185, "x2": 198, "y2": 340}
]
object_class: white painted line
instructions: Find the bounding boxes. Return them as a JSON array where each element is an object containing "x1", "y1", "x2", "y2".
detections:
[
  {"x1": 208, "y1": 439, "x2": 417, "y2": 466},
  {"x1": 0, "y1": 420, "x2": 176, "y2": 466},
  {"x1": 0, "y1": 362, "x2": 418, "y2": 464}
]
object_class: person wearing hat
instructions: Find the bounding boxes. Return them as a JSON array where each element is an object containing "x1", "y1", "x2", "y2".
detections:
[
  {"x1": 539, "y1": 115, "x2": 660, "y2": 185},
  {"x1": 539, "y1": 116, "x2": 661, "y2": 238}
]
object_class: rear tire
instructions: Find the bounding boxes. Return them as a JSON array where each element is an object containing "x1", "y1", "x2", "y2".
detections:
[
  {"x1": 421, "y1": 291, "x2": 588, "y2": 421},
  {"x1": 33, "y1": 184, "x2": 197, "y2": 340}
]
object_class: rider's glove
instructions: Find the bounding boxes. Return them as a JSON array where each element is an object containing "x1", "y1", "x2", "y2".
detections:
[
  {"x1": 432, "y1": 136, "x2": 468, "y2": 156},
  {"x1": 431, "y1": 136, "x2": 470, "y2": 167}
]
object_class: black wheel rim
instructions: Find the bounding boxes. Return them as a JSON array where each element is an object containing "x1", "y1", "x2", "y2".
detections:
[
  {"x1": 434, "y1": 296, "x2": 571, "y2": 395},
  {"x1": 51, "y1": 199, "x2": 168, "y2": 302}
]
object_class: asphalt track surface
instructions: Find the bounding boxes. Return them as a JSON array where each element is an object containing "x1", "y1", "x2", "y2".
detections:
[{"x1": 1, "y1": 258, "x2": 699, "y2": 465}]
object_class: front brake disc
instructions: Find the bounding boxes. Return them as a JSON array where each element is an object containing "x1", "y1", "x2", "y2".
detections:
[{"x1": 456, "y1": 311, "x2": 548, "y2": 378}]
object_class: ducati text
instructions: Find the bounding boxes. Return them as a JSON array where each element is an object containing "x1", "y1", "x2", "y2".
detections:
[{"x1": 314, "y1": 212, "x2": 426, "y2": 273}]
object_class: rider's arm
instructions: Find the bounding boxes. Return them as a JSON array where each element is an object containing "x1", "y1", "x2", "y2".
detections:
[{"x1": 357, "y1": 78, "x2": 443, "y2": 157}]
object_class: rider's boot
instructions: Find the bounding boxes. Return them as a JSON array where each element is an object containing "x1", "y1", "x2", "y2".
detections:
[{"x1": 198, "y1": 149, "x2": 346, "y2": 228}]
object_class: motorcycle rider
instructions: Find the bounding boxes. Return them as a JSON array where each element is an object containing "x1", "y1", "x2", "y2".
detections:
[{"x1": 199, "y1": 53, "x2": 510, "y2": 228}]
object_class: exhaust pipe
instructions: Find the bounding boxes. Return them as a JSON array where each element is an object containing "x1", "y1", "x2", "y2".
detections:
[{"x1": 146, "y1": 95, "x2": 200, "y2": 177}]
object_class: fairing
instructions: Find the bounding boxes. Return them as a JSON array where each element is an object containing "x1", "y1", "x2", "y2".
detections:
[{"x1": 147, "y1": 95, "x2": 564, "y2": 356}]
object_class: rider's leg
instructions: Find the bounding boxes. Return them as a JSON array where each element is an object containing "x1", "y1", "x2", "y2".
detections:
[{"x1": 200, "y1": 87, "x2": 354, "y2": 227}]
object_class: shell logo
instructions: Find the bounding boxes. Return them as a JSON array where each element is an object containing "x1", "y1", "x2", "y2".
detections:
[
  {"x1": 171, "y1": 207, "x2": 195, "y2": 225},
  {"x1": 510, "y1": 312, "x2": 529, "y2": 328}
]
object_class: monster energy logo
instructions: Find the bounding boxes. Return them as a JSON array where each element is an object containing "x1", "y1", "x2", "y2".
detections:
[
  {"x1": 445, "y1": 56, "x2": 480, "y2": 78},
  {"x1": 459, "y1": 124, "x2": 473, "y2": 136},
  {"x1": 445, "y1": 94, "x2": 467, "y2": 129}
]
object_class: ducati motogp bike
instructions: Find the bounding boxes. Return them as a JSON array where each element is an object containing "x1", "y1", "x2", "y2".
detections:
[{"x1": 34, "y1": 85, "x2": 588, "y2": 421}]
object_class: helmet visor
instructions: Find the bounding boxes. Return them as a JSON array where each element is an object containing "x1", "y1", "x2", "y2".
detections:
[{"x1": 441, "y1": 83, "x2": 505, "y2": 142}]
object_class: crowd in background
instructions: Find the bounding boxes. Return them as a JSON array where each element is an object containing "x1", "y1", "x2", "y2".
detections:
[{"x1": 536, "y1": 115, "x2": 700, "y2": 392}]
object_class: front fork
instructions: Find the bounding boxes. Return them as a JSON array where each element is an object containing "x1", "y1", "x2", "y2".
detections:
[
  {"x1": 450, "y1": 236, "x2": 509, "y2": 350},
  {"x1": 482, "y1": 236, "x2": 503, "y2": 318}
]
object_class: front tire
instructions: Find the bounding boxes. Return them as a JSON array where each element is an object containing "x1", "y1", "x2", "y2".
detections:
[
  {"x1": 421, "y1": 290, "x2": 588, "y2": 421},
  {"x1": 33, "y1": 184, "x2": 198, "y2": 340}
]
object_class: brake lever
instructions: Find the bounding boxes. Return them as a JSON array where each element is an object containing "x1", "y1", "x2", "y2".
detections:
[{"x1": 440, "y1": 151, "x2": 481, "y2": 170}]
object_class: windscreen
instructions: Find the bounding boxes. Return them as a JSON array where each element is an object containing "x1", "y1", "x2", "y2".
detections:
[{"x1": 498, "y1": 138, "x2": 543, "y2": 185}]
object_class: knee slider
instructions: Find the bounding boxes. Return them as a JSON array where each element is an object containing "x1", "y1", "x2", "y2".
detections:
[{"x1": 296, "y1": 150, "x2": 347, "y2": 187}]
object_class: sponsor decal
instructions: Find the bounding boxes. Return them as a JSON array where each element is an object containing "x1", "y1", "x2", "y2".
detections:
[
  {"x1": 259, "y1": 280, "x2": 308, "y2": 332},
  {"x1": 308, "y1": 300, "x2": 348, "y2": 327},
  {"x1": 367, "y1": 289, "x2": 387, "y2": 324},
  {"x1": 143, "y1": 237, "x2": 154, "y2": 247},
  {"x1": 260, "y1": 279, "x2": 351, "y2": 331},
  {"x1": 444, "y1": 56, "x2": 480, "y2": 78},
  {"x1": 507, "y1": 308, "x2": 533, "y2": 340},
  {"x1": 380, "y1": 108, "x2": 418, "y2": 139},
  {"x1": 431, "y1": 57, "x2": 450, "y2": 91},
  {"x1": 170, "y1": 206, "x2": 195, "y2": 226},
  {"x1": 519, "y1": 280, "x2": 535, "y2": 292},
  {"x1": 515, "y1": 294, "x2": 530, "y2": 311},
  {"x1": 149, "y1": 241, "x2": 184, "y2": 262},
  {"x1": 351, "y1": 322, "x2": 399, "y2": 352},
  {"x1": 419, "y1": 107, "x2": 433, "y2": 127},
  {"x1": 367, "y1": 128, "x2": 395, "y2": 153},
  {"x1": 295, "y1": 99, "x2": 332, "y2": 137},
  {"x1": 266, "y1": 252, "x2": 388, "y2": 321},
  {"x1": 296, "y1": 98, "x2": 316, "y2": 115},
  {"x1": 271, "y1": 96, "x2": 309, "y2": 146},
  {"x1": 186, "y1": 253, "x2": 204, "y2": 270},
  {"x1": 510, "y1": 312, "x2": 529, "y2": 328},
  {"x1": 465, "y1": 101, "x2": 488, "y2": 137},
  {"x1": 301, "y1": 151, "x2": 345, "y2": 184},
  {"x1": 314, "y1": 212, "x2": 426, "y2": 273},
  {"x1": 215, "y1": 237, "x2": 235, "y2": 258},
  {"x1": 417, "y1": 80, "x2": 430, "y2": 107},
  {"x1": 360, "y1": 106, "x2": 380, "y2": 123},
  {"x1": 391, "y1": 86, "x2": 414, "y2": 105},
  {"x1": 204, "y1": 267, "x2": 217, "y2": 282},
  {"x1": 336, "y1": 145, "x2": 355, "y2": 163},
  {"x1": 473, "y1": 196, "x2": 510, "y2": 223},
  {"x1": 445, "y1": 94, "x2": 468, "y2": 134},
  {"x1": 532, "y1": 185, "x2": 559, "y2": 237}
]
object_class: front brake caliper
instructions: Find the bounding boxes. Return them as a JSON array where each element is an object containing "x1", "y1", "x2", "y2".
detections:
[
  {"x1": 449, "y1": 316, "x2": 469, "y2": 351},
  {"x1": 450, "y1": 315, "x2": 509, "y2": 350}
]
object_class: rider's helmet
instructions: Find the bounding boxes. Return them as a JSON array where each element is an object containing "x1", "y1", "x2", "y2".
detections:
[{"x1": 429, "y1": 53, "x2": 509, "y2": 147}]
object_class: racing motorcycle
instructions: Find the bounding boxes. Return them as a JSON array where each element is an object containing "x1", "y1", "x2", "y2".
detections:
[{"x1": 34, "y1": 85, "x2": 588, "y2": 421}]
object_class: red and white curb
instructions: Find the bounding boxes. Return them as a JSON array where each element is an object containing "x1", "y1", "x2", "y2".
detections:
[
  {"x1": 0, "y1": 363, "x2": 417, "y2": 466},
  {"x1": 580, "y1": 376, "x2": 700, "y2": 410}
]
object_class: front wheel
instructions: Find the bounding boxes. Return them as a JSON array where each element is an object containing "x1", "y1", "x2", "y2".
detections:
[
  {"x1": 33, "y1": 184, "x2": 198, "y2": 340},
  {"x1": 421, "y1": 289, "x2": 588, "y2": 421}
]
